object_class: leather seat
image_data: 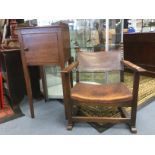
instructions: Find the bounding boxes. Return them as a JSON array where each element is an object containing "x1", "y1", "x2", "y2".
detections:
[{"x1": 71, "y1": 82, "x2": 132, "y2": 104}]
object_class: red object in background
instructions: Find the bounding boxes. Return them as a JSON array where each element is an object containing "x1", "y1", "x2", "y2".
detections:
[{"x1": 0, "y1": 65, "x2": 4, "y2": 109}]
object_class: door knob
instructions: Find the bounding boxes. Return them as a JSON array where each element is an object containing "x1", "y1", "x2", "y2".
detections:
[{"x1": 24, "y1": 48, "x2": 29, "y2": 51}]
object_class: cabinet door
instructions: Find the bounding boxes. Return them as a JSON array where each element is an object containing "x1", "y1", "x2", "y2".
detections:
[{"x1": 22, "y1": 32, "x2": 59, "y2": 65}]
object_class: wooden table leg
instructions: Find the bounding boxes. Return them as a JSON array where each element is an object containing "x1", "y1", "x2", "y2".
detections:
[
  {"x1": 22, "y1": 63, "x2": 34, "y2": 118},
  {"x1": 40, "y1": 66, "x2": 48, "y2": 102}
]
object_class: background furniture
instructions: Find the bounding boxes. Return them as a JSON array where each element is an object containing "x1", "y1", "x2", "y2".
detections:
[
  {"x1": 0, "y1": 64, "x2": 4, "y2": 109},
  {"x1": 0, "y1": 49, "x2": 25, "y2": 109},
  {"x1": 17, "y1": 23, "x2": 71, "y2": 118},
  {"x1": 124, "y1": 32, "x2": 155, "y2": 74},
  {"x1": 0, "y1": 49, "x2": 43, "y2": 110},
  {"x1": 62, "y1": 51, "x2": 146, "y2": 133},
  {"x1": 141, "y1": 19, "x2": 155, "y2": 32}
]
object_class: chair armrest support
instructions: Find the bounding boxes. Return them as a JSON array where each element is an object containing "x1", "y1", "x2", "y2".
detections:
[
  {"x1": 122, "y1": 60, "x2": 146, "y2": 72},
  {"x1": 132, "y1": 71, "x2": 140, "y2": 105},
  {"x1": 61, "y1": 61, "x2": 79, "y2": 74},
  {"x1": 61, "y1": 61, "x2": 79, "y2": 104}
]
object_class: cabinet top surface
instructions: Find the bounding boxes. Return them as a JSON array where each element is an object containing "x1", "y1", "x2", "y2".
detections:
[
  {"x1": 124, "y1": 32, "x2": 155, "y2": 35},
  {"x1": 16, "y1": 23, "x2": 69, "y2": 30}
]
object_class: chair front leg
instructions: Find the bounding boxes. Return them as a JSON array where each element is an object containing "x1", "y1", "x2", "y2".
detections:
[
  {"x1": 130, "y1": 103, "x2": 138, "y2": 133},
  {"x1": 61, "y1": 70, "x2": 72, "y2": 120},
  {"x1": 130, "y1": 71, "x2": 140, "y2": 133},
  {"x1": 67, "y1": 99, "x2": 73, "y2": 130}
]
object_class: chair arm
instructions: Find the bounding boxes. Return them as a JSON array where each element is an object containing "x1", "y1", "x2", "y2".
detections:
[
  {"x1": 61, "y1": 61, "x2": 79, "y2": 74},
  {"x1": 122, "y1": 60, "x2": 146, "y2": 72}
]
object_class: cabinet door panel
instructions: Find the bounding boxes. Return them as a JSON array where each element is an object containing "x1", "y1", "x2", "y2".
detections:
[{"x1": 22, "y1": 33, "x2": 59, "y2": 65}]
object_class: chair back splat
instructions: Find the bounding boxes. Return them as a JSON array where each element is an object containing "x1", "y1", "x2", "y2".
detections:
[{"x1": 77, "y1": 51, "x2": 122, "y2": 72}]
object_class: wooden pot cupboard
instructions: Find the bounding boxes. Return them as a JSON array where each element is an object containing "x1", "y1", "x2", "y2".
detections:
[{"x1": 17, "y1": 23, "x2": 72, "y2": 118}]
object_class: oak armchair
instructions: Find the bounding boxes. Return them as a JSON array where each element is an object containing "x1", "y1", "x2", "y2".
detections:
[{"x1": 61, "y1": 51, "x2": 146, "y2": 133}]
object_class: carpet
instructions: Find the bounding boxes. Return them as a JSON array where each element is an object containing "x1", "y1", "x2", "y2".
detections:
[
  {"x1": 79, "y1": 72, "x2": 155, "y2": 132},
  {"x1": 0, "y1": 96, "x2": 24, "y2": 124}
]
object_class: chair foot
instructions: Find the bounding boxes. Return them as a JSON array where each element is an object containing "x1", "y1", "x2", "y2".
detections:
[
  {"x1": 67, "y1": 123, "x2": 73, "y2": 130},
  {"x1": 30, "y1": 112, "x2": 35, "y2": 118},
  {"x1": 130, "y1": 127, "x2": 137, "y2": 134},
  {"x1": 31, "y1": 115, "x2": 35, "y2": 119}
]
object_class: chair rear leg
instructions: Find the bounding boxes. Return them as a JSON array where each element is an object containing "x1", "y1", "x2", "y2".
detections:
[{"x1": 130, "y1": 104, "x2": 138, "y2": 133}]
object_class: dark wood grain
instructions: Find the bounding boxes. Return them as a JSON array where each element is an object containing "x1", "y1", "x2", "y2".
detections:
[
  {"x1": 0, "y1": 50, "x2": 26, "y2": 108},
  {"x1": 124, "y1": 33, "x2": 155, "y2": 73}
]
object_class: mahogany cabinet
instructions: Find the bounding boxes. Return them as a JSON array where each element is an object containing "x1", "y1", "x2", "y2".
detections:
[
  {"x1": 124, "y1": 32, "x2": 155, "y2": 73},
  {"x1": 17, "y1": 23, "x2": 71, "y2": 118},
  {"x1": 0, "y1": 49, "x2": 25, "y2": 109}
]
